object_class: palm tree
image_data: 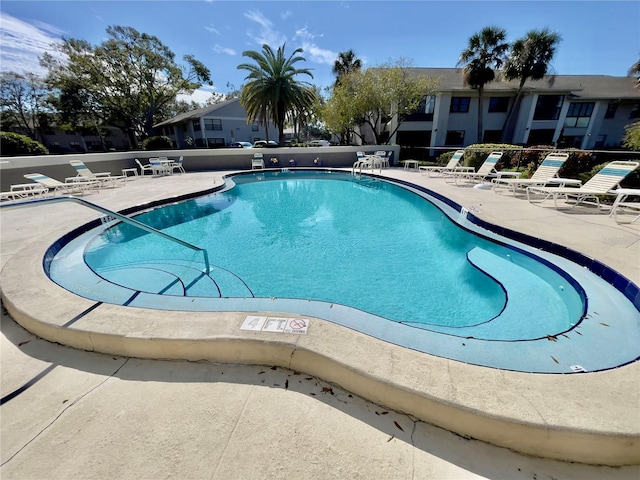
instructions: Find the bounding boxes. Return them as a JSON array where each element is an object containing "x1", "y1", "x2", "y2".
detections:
[
  {"x1": 237, "y1": 44, "x2": 316, "y2": 145},
  {"x1": 628, "y1": 57, "x2": 640, "y2": 88},
  {"x1": 331, "y1": 50, "x2": 362, "y2": 144},
  {"x1": 458, "y1": 26, "x2": 509, "y2": 143},
  {"x1": 501, "y1": 28, "x2": 562, "y2": 143},
  {"x1": 332, "y1": 49, "x2": 362, "y2": 86}
]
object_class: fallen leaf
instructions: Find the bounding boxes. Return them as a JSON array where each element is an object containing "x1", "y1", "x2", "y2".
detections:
[
  {"x1": 380, "y1": 411, "x2": 389, "y2": 415},
  {"x1": 387, "y1": 435, "x2": 395, "y2": 442},
  {"x1": 546, "y1": 335, "x2": 557, "y2": 342},
  {"x1": 309, "y1": 392, "x2": 316, "y2": 396},
  {"x1": 575, "y1": 330, "x2": 582, "y2": 336},
  {"x1": 270, "y1": 366, "x2": 277, "y2": 370},
  {"x1": 258, "y1": 371, "x2": 265, "y2": 374},
  {"x1": 18, "y1": 340, "x2": 31, "y2": 347},
  {"x1": 551, "y1": 356, "x2": 559, "y2": 364},
  {"x1": 285, "y1": 379, "x2": 289, "y2": 390},
  {"x1": 322, "y1": 387, "x2": 334, "y2": 395},
  {"x1": 394, "y1": 421, "x2": 404, "y2": 432},
  {"x1": 599, "y1": 322, "x2": 609, "y2": 327}
]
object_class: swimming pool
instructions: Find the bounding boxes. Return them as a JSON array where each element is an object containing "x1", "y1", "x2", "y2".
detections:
[{"x1": 46, "y1": 170, "x2": 640, "y2": 373}]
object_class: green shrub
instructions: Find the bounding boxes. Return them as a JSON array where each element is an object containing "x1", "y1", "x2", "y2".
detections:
[
  {"x1": 516, "y1": 145, "x2": 554, "y2": 177},
  {"x1": 435, "y1": 150, "x2": 455, "y2": 166},
  {"x1": 0, "y1": 132, "x2": 49, "y2": 156},
  {"x1": 463, "y1": 143, "x2": 521, "y2": 171},
  {"x1": 141, "y1": 135, "x2": 173, "y2": 150},
  {"x1": 558, "y1": 149, "x2": 599, "y2": 179}
]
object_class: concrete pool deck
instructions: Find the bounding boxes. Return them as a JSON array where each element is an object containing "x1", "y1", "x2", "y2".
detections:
[{"x1": 1, "y1": 168, "x2": 639, "y2": 477}]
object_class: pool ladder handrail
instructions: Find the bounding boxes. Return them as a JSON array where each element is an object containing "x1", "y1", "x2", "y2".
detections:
[{"x1": 0, "y1": 195, "x2": 210, "y2": 273}]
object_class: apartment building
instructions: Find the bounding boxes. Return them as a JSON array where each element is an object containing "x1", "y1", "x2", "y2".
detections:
[
  {"x1": 154, "y1": 98, "x2": 277, "y2": 149},
  {"x1": 391, "y1": 68, "x2": 639, "y2": 151}
]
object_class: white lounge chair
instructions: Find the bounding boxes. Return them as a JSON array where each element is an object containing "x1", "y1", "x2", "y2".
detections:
[
  {"x1": 69, "y1": 160, "x2": 125, "y2": 187},
  {"x1": 251, "y1": 153, "x2": 265, "y2": 169},
  {"x1": 492, "y1": 152, "x2": 575, "y2": 195},
  {"x1": 0, "y1": 183, "x2": 48, "y2": 202},
  {"x1": 526, "y1": 160, "x2": 640, "y2": 209},
  {"x1": 169, "y1": 156, "x2": 185, "y2": 174},
  {"x1": 24, "y1": 173, "x2": 100, "y2": 195},
  {"x1": 610, "y1": 189, "x2": 640, "y2": 224},
  {"x1": 419, "y1": 150, "x2": 471, "y2": 177},
  {"x1": 135, "y1": 158, "x2": 154, "y2": 176},
  {"x1": 443, "y1": 151, "x2": 517, "y2": 186}
]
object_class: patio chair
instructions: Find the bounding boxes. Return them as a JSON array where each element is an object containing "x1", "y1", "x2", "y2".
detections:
[
  {"x1": 443, "y1": 151, "x2": 517, "y2": 186},
  {"x1": 374, "y1": 151, "x2": 391, "y2": 169},
  {"x1": 492, "y1": 152, "x2": 574, "y2": 195},
  {"x1": 24, "y1": 173, "x2": 100, "y2": 196},
  {"x1": 419, "y1": 150, "x2": 471, "y2": 177},
  {"x1": 69, "y1": 160, "x2": 125, "y2": 187},
  {"x1": 526, "y1": 160, "x2": 640, "y2": 209},
  {"x1": 169, "y1": 156, "x2": 186, "y2": 174},
  {"x1": 135, "y1": 158, "x2": 154, "y2": 176},
  {"x1": 352, "y1": 151, "x2": 376, "y2": 174},
  {"x1": 610, "y1": 189, "x2": 640, "y2": 224},
  {"x1": 1, "y1": 184, "x2": 48, "y2": 202},
  {"x1": 251, "y1": 153, "x2": 265, "y2": 169},
  {"x1": 149, "y1": 158, "x2": 170, "y2": 176}
]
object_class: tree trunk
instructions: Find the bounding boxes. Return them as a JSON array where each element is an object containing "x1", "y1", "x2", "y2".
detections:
[
  {"x1": 501, "y1": 79, "x2": 526, "y2": 144},
  {"x1": 477, "y1": 87, "x2": 484, "y2": 143}
]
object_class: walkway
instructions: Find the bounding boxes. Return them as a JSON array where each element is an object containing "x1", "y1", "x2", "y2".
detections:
[{"x1": 1, "y1": 168, "x2": 639, "y2": 478}]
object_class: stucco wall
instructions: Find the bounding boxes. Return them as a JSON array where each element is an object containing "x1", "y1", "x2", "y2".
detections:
[{"x1": 0, "y1": 146, "x2": 400, "y2": 191}]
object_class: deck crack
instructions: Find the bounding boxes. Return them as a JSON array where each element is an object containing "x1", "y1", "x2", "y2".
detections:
[{"x1": 0, "y1": 357, "x2": 129, "y2": 467}]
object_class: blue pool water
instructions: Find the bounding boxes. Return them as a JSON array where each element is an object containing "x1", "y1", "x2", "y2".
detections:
[{"x1": 47, "y1": 170, "x2": 640, "y2": 373}]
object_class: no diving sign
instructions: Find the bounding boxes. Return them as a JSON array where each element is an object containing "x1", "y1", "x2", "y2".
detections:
[{"x1": 240, "y1": 315, "x2": 309, "y2": 334}]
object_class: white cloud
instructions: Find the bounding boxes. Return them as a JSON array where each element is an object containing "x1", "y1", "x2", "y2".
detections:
[
  {"x1": 204, "y1": 25, "x2": 220, "y2": 35},
  {"x1": 212, "y1": 44, "x2": 236, "y2": 56},
  {"x1": 0, "y1": 14, "x2": 65, "y2": 75},
  {"x1": 243, "y1": 10, "x2": 286, "y2": 48},
  {"x1": 301, "y1": 42, "x2": 338, "y2": 65},
  {"x1": 178, "y1": 85, "x2": 218, "y2": 105},
  {"x1": 294, "y1": 27, "x2": 337, "y2": 66}
]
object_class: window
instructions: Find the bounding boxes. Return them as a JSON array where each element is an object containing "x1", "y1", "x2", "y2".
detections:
[
  {"x1": 450, "y1": 97, "x2": 470, "y2": 113},
  {"x1": 527, "y1": 129, "x2": 555, "y2": 145},
  {"x1": 594, "y1": 135, "x2": 606, "y2": 149},
  {"x1": 425, "y1": 95, "x2": 435, "y2": 116},
  {"x1": 488, "y1": 97, "x2": 509, "y2": 113},
  {"x1": 204, "y1": 119, "x2": 222, "y2": 131},
  {"x1": 405, "y1": 95, "x2": 436, "y2": 121},
  {"x1": 482, "y1": 130, "x2": 502, "y2": 143},
  {"x1": 604, "y1": 103, "x2": 617, "y2": 119},
  {"x1": 445, "y1": 130, "x2": 465, "y2": 146},
  {"x1": 630, "y1": 103, "x2": 640, "y2": 119},
  {"x1": 192, "y1": 120, "x2": 201, "y2": 132},
  {"x1": 533, "y1": 95, "x2": 564, "y2": 120},
  {"x1": 564, "y1": 102, "x2": 594, "y2": 128},
  {"x1": 559, "y1": 135, "x2": 584, "y2": 148},
  {"x1": 206, "y1": 138, "x2": 225, "y2": 147},
  {"x1": 397, "y1": 130, "x2": 432, "y2": 147}
]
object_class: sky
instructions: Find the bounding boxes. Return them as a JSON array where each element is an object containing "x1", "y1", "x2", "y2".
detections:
[{"x1": 0, "y1": 0, "x2": 639, "y2": 104}]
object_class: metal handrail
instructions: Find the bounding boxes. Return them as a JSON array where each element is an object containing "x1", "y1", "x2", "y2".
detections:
[{"x1": 1, "y1": 195, "x2": 210, "y2": 273}]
